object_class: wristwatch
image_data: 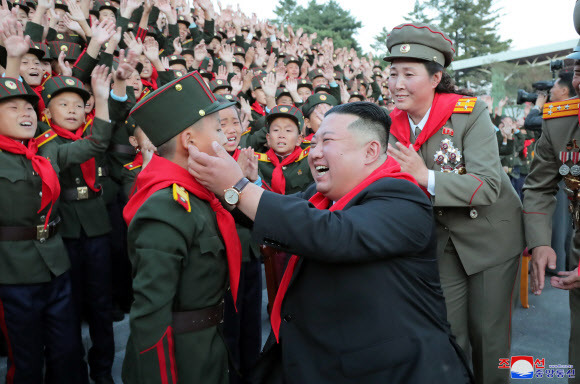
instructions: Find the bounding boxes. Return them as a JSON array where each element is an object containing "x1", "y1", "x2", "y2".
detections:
[{"x1": 224, "y1": 177, "x2": 250, "y2": 206}]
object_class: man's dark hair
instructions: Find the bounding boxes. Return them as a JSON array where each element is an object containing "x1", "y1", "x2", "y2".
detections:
[
  {"x1": 325, "y1": 102, "x2": 390, "y2": 152},
  {"x1": 558, "y1": 72, "x2": 575, "y2": 97}
]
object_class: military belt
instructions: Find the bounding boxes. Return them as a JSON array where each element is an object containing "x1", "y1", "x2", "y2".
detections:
[
  {"x1": 109, "y1": 143, "x2": 136, "y2": 155},
  {"x1": 62, "y1": 186, "x2": 103, "y2": 201},
  {"x1": 0, "y1": 217, "x2": 61, "y2": 242},
  {"x1": 172, "y1": 300, "x2": 224, "y2": 335}
]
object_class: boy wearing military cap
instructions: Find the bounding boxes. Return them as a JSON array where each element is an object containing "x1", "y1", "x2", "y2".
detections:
[
  {"x1": 210, "y1": 78, "x2": 232, "y2": 95},
  {"x1": 121, "y1": 71, "x2": 241, "y2": 384},
  {"x1": 301, "y1": 93, "x2": 338, "y2": 144},
  {"x1": 284, "y1": 55, "x2": 300, "y2": 79},
  {"x1": 167, "y1": 53, "x2": 187, "y2": 72},
  {"x1": 384, "y1": 22, "x2": 523, "y2": 384},
  {"x1": 0, "y1": 65, "x2": 113, "y2": 384},
  {"x1": 37, "y1": 72, "x2": 118, "y2": 384},
  {"x1": 297, "y1": 78, "x2": 313, "y2": 101},
  {"x1": 214, "y1": 95, "x2": 263, "y2": 384},
  {"x1": 275, "y1": 87, "x2": 293, "y2": 106},
  {"x1": 348, "y1": 91, "x2": 365, "y2": 103},
  {"x1": 256, "y1": 105, "x2": 313, "y2": 194}
]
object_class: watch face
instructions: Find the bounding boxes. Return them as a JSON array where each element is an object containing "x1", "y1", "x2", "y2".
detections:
[{"x1": 224, "y1": 189, "x2": 239, "y2": 205}]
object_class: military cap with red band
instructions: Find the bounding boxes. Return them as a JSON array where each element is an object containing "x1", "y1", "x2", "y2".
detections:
[
  {"x1": 384, "y1": 23, "x2": 455, "y2": 68},
  {"x1": 129, "y1": 71, "x2": 234, "y2": 147}
]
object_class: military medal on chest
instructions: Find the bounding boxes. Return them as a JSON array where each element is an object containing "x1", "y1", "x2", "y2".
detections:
[
  {"x1": 434, "y1": 127, "x2": 465, "y2": 174},
  {"x1": 561, "y1": 140, "x2": 580, "y2": 176}
]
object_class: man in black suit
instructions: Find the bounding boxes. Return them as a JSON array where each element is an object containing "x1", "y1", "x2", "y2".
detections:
[{"x1": 187, "y1": 102, "x2": 472, "y2": 384}]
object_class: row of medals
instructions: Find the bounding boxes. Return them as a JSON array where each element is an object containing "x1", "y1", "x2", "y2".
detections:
[
  {"x1": 559, "y1": 151, "x2": 580, "y2": 176},
  {"x1": 434, "y1": 138, "x2": 466, "y2": 174}
]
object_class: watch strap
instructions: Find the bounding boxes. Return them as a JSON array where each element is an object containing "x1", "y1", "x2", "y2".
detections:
[{"x1": 233, "y1": 177, "x2": 250, "y2": 193}]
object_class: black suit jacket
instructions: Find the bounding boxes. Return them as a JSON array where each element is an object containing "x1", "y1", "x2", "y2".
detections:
[{"x1": 250, "y1": 178, "x2": 473, "y2": 384}]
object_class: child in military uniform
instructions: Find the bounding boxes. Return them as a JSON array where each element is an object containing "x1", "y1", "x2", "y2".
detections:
[
  {"x1": 122, "y1": 71, "x2": 241, "y2": 384},
  {"x1": 37, "y1": 73, "x2": 117, "y2": 383},
  {"x1": 0, "y1": 69, "x2": 113, "y2": 382},
  {"x1": 257, "y1": 105, "x2": 313, "y2": 194},
  {"x1": 301, "y1": 93, "x2": 338, "y2": 145},
  {"x1": 216, "y1": 95, "x2": 263, "y2": 384}
]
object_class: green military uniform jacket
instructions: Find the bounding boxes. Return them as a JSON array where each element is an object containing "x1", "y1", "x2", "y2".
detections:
[
  {"x1": 37, "y1": 119, "x2": 113, "y2": 238},
  {"x1": 523, "y1": 97, "x2": 580, "y2": 249},
  {"x1": 256, "y1": 147, "x2": 313, "y2": 195},
  {"x1": 389, "y1": 98, "x2": 525, "y2": 275},
  {"x1": 0, "y1": 117, "x2": 112, "y2": 284},
  {"x1": 122, "y1": 185, "x2": 229, "y2": 384}
]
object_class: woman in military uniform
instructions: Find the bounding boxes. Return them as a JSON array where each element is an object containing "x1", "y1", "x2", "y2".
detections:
[{"x1": 385, "y1": 23, "x2": 524, "y2": 384}]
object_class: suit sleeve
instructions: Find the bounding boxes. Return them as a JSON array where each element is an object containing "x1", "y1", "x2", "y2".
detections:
[
  {"x1": 252, "y1": 178, "x2": 434, "y2": 262},
  {"x1": 432, "y1": 102, "x2": 502, "y2": 207},
  {"x1": 522, "y1": 120, "x2": 561, "y2": 249},
  {"x1": 127, "y1": 192, "x2": 190, "y2": 384}
]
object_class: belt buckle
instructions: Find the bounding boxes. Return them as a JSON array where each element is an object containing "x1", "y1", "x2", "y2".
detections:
[
  {"x1": 77, "y1": 186, "x2": 88, "y2": 200},
  {"x1": 37, "y1": 225, "x2": 49, "y2": 242}
]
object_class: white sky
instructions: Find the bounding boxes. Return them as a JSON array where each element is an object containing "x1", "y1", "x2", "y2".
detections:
[{"x1": 215, "y1": 0, "x2": 579, "y2": 54}]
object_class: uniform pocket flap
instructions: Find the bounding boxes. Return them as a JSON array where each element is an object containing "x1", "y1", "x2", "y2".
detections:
[
  {"x1": 199, "y1": 235, "x2": 225, "y2": 255},
  {"x1": 0, "y1": 169, "x2": 27, "y2": 183}
]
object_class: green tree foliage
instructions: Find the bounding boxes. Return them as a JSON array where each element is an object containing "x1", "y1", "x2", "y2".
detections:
[
  {"x1": 272, "y1": 0, "x2": 363, "y2": 51},
  {"x1": 372, "y1": 0, "x2": 511, "y2": 61},
  {"x1": 371, "y1": 27, "x2": 389, "y2": 58},
  {"x1": 404, "y1": 0, "x2": 434, "y2": 25},
  {"x1": 431, "y1": 0, "x2": 511, "y2": 60}
]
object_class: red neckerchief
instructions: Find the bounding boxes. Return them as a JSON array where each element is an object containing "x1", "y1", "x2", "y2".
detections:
[
  {"x1": 31, "y1": 85, "x2": 47, "y2": 118},
  {"x1": 123, "y1": 154, "x2": 241, "y2": 307},
  {"x1": 251, "y1": 101, "x2": 266, "y2": 116},
  {"x1": 231, "y1": 148, "x2": 241, "y2": 161},
  {"x1": 303, "y1": 133, "x2": 314, "y2": 143},
  {"x1": 270, "y1": 156, "x2": 420, "y2": 342},
  {"x1": 266, "y1": 146, "x2": 303, "y2": 194},
  {"x1": 141, "y1": 66, "x2": 159, "y2": 90},
  {"x1": 0, "y1": 135, "x2": 61, "y2": 229},
  {"x1": 45, "y1": 118, "x2": 99, "y2": 192},
  {"x1": 389, "y1": 92, "x2": 464, "y2": 150},
  {"x1": 523, "y1": 138, "x2": 535, "y2": 158}
]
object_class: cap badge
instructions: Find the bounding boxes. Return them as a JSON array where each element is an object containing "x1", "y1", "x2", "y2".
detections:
[
  {"x1": 175, "y1": 71, "x2": 183, "y2": 77},
  {"x1": 225, "y1": 95, "x2": 232, "y2": 99},
  {"x1": 320, "y1": 95, "x2": 327, "y2": 101},
  {"x1": 57, "y1": 34, "x2": 64, "y2": 40},
  {"x1": 65, "y1": 79, "x2": 75, "y2": 86},
  {"x1": 5, "y1": 80, "x2": 17, "y2": 90},
  {"x1": 175, "y1": 84, "x2": 183, "y2": 91},
  {"x1": 105, "y1": 1, "x2": 110, "y2": 4},
  {"x1": 400, "y1": 44, "x2": 411, "y2": 53},
  {"x1": 280, "y1": 107, "x2": 289, "y2": 112},
  {"x1": 283, "y1": 88, "x2": 287, "y2": 92},
  {"x1": 60, "y1": 45, "x2": 68, "y2": 52},
  {"x1": 217, "y1": 80, "x2": 222, "y2": 84},
  {"x1": 171, "y1": 55, "x2": 176, "y2": 60},
  {"x1": 199, "y1": 110, "x2": 205, "y2": 116}
]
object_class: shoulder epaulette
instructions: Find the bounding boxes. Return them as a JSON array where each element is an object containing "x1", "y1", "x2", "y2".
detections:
[
  {"x1": 296, "y1": 147, "x2": 310, "y2": 162},
  {"x1": 542, "y1": 98, "x2": 580, "y2": 119},
  {"x1": 123, "y1": 161, "x2": 141, "y2": 171},
  {"x1": 256, "y1": 152, "x2": 270, "y2": 162},
  {"x1": 35, "y1": 129, "x2": 57, "y2": 147},
  {"x1": 182, "y1": 38, "x2": 193, "y2": 45},
  {"x1": 41, "y1": 72, "x2": 51, "y2": 87},
  {"x1": 172, "y1": 184, "x2": 191, "y2": 212},
  {"x1": 241, "y1": 127, "x2": 251, "y2": 136},
  {"x1": 453, "y1": 97, "x2": 477, "y2": 114}
]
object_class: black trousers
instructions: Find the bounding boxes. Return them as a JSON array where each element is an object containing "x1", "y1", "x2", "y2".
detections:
[
  {"x1": 64, "y1": 231, "x2": 114, "y2": 381},
  {"x1": 0, "y1": 271, "x2": 86, "y2": 384},
  {"x1": 223, "y1": 258, "x2": 263, "y2": 384},
  {"x1": 108, "y1": 193, "x2": 132, "y2": 312}
]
